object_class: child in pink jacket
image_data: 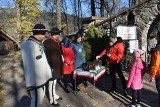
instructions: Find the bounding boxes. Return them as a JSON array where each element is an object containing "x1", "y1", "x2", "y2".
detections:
[{"x1": 127, "y1": 49, "x2": 146, "y2": 107}]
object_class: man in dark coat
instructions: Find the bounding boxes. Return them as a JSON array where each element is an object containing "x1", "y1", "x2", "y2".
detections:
[{"x1": 43, "y1": 28, "x2": 63, "y2": 106}]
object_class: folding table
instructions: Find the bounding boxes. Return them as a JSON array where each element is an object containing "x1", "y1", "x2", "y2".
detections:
[{"x1": 73, "y1": 66, "x2": 106, "y2": 99}]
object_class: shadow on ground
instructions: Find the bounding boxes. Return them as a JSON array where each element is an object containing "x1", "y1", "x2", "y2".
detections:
[{"x1": 88, "y1": 73, "x2": 159, "y2": 107}]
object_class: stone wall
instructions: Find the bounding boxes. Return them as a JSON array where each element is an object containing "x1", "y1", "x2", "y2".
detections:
[
  {"x1": 133, "y1": 0, "x2": 159, "y2": 61},
  {"x1": 111, "y1": 1, "x2": 159, "y2": 50},
  {"x1": 104, "y1": 0, "x2": 160, "y2": 61}
]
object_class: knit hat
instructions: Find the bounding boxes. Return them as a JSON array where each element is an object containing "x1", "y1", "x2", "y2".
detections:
[
  {"x1": 133, "y1": 49, "x2": 144, "y2": 57},
  {"x1": 109, "y1": 33, "x2": 117, "y2": 38}
]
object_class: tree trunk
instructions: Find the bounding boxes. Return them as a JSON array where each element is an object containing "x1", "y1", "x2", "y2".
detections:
[
  {"x1": 15, "y1": 1, "x2": 21, "y2": 42},
  {"x1": 100, "y1": 0, "x2": 104, "y2": 17},
  {"x1": 80, "y1": 1, "x2": 83, "y2": 28},
  {"x1": 73, "y1": 0, "x2": 77, "y2": 32},
  {"x1": 77, "y1": 0, "x2": 80, "y2": 29},
  {"x1": 16, "y1": 2, "x2": 21, "y2": 29},
  {"x1": 62, "y1": 0, "x2": 69, "y2": 34},
  {"x1": 129, "y1": 0, "x2": 130, "y2": 7},
  {"x1": 56, "y1": 0, "x2": 61, "y2": 30},
  {"x1": 91, "y1": 0, "x2": 96, "y2": 16}
]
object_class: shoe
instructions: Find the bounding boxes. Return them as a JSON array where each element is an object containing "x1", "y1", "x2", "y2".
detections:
[
  {"x1": 107, "y1": 88, "x2": 116, "y2": 93},
  {"x1": 51, "y1": 103, "x2": 60, "y2": 106},
  {"x1": 64, "y1": 88, "x2": 70, "y2": 93},
  {"x1": 136, "y1": 104, "x2": 141, "y2": 107},
  {"x1": 84, "y1": 82, "x2": 88, "y2": 87},
  {"x1": 56, "y1": 97, "x2": 62, "y2": 100},
  {"x1": 124, "y1": 90, "x2": 128, "y2": 96},
  {"x1": 50, "y1": 97, "x2": 60, "y2": 106},
  {"x1": 127, "y1": 104, "x2": 136, "y2": 107}
]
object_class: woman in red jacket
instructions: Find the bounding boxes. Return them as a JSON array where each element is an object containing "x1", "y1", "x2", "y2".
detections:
[{"x1": 62, "y1": 37, "x2": 75, "y2": 93}]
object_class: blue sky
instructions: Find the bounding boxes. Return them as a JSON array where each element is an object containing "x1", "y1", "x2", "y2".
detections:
[
  {"x1": 0, "y1": 0, "x2": 15, "y2": 8},
  {"x1": 0, "y1": 0, "x2": 129, "y2": 17}
]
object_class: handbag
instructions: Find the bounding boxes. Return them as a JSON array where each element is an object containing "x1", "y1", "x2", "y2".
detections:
[{"x1": 82, "y1": 61, "x2": 94, "y2": 71}]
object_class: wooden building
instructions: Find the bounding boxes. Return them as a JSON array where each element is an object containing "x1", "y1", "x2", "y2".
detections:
[{"x1": 0, "y1": 28, "x2": 19, "y2": 55}]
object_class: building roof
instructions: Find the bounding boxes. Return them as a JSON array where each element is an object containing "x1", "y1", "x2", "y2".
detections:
[{"x1": 0, "y1": 28, "x2": 19, "y2": 46}]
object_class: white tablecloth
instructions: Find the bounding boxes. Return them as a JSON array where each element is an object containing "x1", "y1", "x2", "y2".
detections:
[{"x1": 73, "y1": 66, "x2": 106, "y2": 83}]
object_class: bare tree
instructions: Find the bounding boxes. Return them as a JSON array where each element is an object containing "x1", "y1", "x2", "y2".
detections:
[
  {"x1": 77, "y1": 0, "x2": 81, "y2": 29},
  {"x1": 94, "y1": 0, "x2": 121, "y2": 17},
  {"x1": 91, "y1": 0, "x2": 96, "y2": 16},
  {"x1": 73, "y1": 0, "x2": 77, "y2": 31},
  {"x1": 56, "y1": 0, "x2": 61, "y2": 29},
  {"x1": 43, "y1": 0, "x2": 56, "y2": 29},
  {"x1": 104, "y1": 0, "x2": 121, "y2": 17},
  {"x1": 104, "y1": 0, "x2": 121, "y2": 34},
  {"x1": 129, "y1": 0, "x2": 136, "y2": 7},
  {"x1": 61, "y1": 0, "x2": 69, "y2": 33},
  {"x1": 100, "y1": 0, "x2": 105, "y2": 17}
]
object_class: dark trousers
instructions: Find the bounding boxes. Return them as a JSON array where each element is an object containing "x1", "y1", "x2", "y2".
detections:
[
  {"x1": 156, "y1": 78, "x2": 160, "y2": 107},
  {"x1": 63, "y1": 72, "x2": 74, "y2": 89},
  {"x1": 76, "y1": 76, "x2": 88, "y2": 87},
  {"x1": 131, "y1": 89, "x2": 142, "y2": 105},
  {"x1": 109, "y1": 64, "x2": 127, "y2": 90}
]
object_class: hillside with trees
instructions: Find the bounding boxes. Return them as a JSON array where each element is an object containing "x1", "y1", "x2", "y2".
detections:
[{"x1": 0, "y1": 0, "x2": 129, "y2": 43}]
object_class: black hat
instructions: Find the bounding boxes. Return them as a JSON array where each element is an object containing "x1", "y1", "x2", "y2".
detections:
[
  {"x1": 49, "y1": 27, "x2": 63, "y2": 35},
  {"x1": 32, "y1": 24, "x2": 47, "y2": 32}
]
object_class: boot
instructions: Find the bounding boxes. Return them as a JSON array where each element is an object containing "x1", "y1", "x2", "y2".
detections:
[
  {"x1": 64, "y1": 87, "x2": 70, "y2": 93},
  {"x1": 107, "y1": 88, "x2": 117, "y2": 93}
]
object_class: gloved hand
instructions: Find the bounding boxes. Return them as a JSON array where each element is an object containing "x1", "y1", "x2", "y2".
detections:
[
  {"x1": 96, "y1": 56, "x2": 100, "y2": 59},
  {"x1": 107, "y1": 53, "x2": 111, "y2": 57},
  {"x1": 149, "y1": 77, "x2": 155, "y2": 82}
]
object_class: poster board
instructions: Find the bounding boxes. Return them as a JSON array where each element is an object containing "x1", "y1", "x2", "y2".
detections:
[
  {"x1": 129, "y1": 40, "x2": 139, "y2": 53},
  {"x1": 117, "y1": 26, "x2": 137, "y2": 40}
]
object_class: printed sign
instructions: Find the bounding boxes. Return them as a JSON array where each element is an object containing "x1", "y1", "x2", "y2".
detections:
[
  {"x1": 117, "y1": 26, "x2": 137, "y2": 40},
  {"x1": 129, "y1": 40, "x2": 139, "y2": 53}
]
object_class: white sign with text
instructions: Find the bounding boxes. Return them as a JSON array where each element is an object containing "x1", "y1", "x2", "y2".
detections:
[
  {"x1": 129, "y1": 40, "x2": 139, "y2": 53},
  {"x1": 117, "y1": 26, "x2": 137, "y2": 40}
]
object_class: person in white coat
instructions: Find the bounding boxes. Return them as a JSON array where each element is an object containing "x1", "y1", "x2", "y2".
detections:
[{"x1": 21, "y1": 24, "x2": 53, "y2": 107}]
